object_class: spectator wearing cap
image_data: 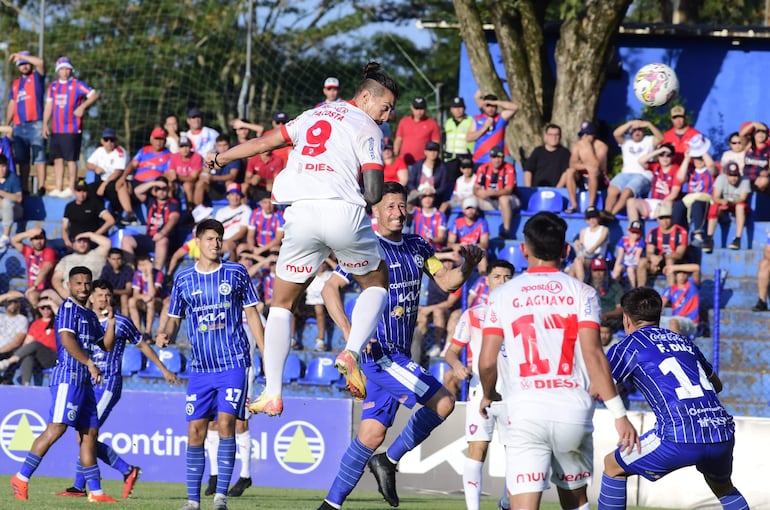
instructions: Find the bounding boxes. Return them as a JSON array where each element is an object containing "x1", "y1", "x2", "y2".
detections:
[
  {"x1": 448, "y1": 197, "x2": 490, "y2": 272},
  {"x1": 196, "y1": 134, "x2": 241, "y2": 205},
  {"x1": 474, "y1": 144, "x2": 521, "y2": 239},
  {"x1": 739, "y1": 120, "x2": 770, "y2": 193},
  {"x1": 720, "y1": 131, "x2": 746, "y2": 175},
  {"x1": 677, "y1": 135, "x2": 716, "y2": 246},
  {"x1": 182, "y1": 107, "x2": 220, "y2": 158},
  {"x1": 406, "y1": 140, "x2": 450, "y2": 206},
  {"x1": 243, "y1": 143, "x2": 285, "y2": 203},
  {"x1": 62, "y1": 177, "x2": 115, "y2": 250},
  {"x1": 245, "y1": 195, "x2": 285, "y2": 259},
  {"x1": 602, "y1": 119, "x2": 664, "y2": 221},
  {"x1": 10, "y1": 227, "x2": 58, "y2": 310},
  {"x1": 382, "y1": 142, "x2": 407, "y2": 186},
  {"x1": 0, "y1": 154, "x2": 22, "y2": 249},
  {"x1": 523, "y1": 124, "x2": 572, "y2": 187},
  {"x1": 42, "y1": 56, "x2": 100, "y2": 197},
  {"x1": 49, "y1": 232, "x2": 111, "y2": 300},
  {"x1": 86, "y1": 127, "x2": 134, "y2": 222},
  {"x1": 611, "y1": 220, "x2": 646, "y2": 288},
  {"x1": 638, "y1": 202, "x2": 689, "y2": 286},
  {"x1": 393, "y1": 96, "x2": 441, "y2": 167},
  {"x1": 317, "y1": 77, "x2": 344, "y2": 107},
  {"x1": 660, "y1": 263, "x2": 701, "y2": 337},
  {"x1": 0, "y1": 296, "x2": 57, "y2": 386},
  {"x1": 124, "y1": 126, "x2": 172, "y2": 185},
  {"x1": 214, "y1": 182, "x2": 251, "y2": 259},
  {"x1": 6, "y1": 50, "x2": 46, "y2": 195},
  {"x1": 412, "y1": 183, "x2": 447, "y2": 250},
  {"x1": 563, "y1": 120, "x2": 608, "y2": 214},
  {"x1": 703, "y1": 161, "x2": 751, "y2": 252},
  {"x1": 0, "y1": 291, "x2": 30, "y2": 382},
  {"x1": 164, "y1": 114, "x2": 181, "y2": 153},
  {"x1": 443, "y1": 158, "x2": 476, "y2": 213},
  {"x1": 166, "y1": 134, "x2": 204, "y2": 207},
  {"x1": 570, "y1": 206, "x2": 609, "y2": 283},
  {"x1": 466, "y1": 90, "x2": 519, "y2": 165},
  {"x1": 587, "y1": 258, "x2": 623, "y2": 326},
  {"x1": 626, "y1": 143, "x2": 682, "y2": 223},
  {"x1": 662, "y1": 105, "x2": 702, "y2": 166},
  {"x1": 122, "y1": 176, "x2": 181, "y2": 271},
  {"x1": 443, "y1": 96, "x2": 474, "y2": 183}
]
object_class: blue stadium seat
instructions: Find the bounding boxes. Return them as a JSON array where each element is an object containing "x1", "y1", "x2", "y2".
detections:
[
  {"x1": 344, "y1": 296, "x2": 358, "y2": 321},
  {"x1": 578, "y1": 189, "x2": 604, "y2": 212},
  {"x1": 298, "y1": 356, "x2": 340, "y2": 386},
  {"x1": 522, "y1": 189, "x2": 564, "y2": 216},
  {"x1": 429, "y1": 360, "x2": 451, "y2": 383},
  {"x1": 496, "y1": 243, "x2": 528, "y2": 272},
  {"x1": 253, "y1": 351, "x2": 263, "y2": 381},
  {"x1": 138, "y1": 346, "x2": 183, "y2": 378},
  {"x1": 121, "y1": 345, "x2": 144, "y2": 376},
  {"x1": 282, "y1": 353, "x2": 304, "y2": 384}
]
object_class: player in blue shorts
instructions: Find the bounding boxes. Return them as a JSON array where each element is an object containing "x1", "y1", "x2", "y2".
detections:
[
  {"x1": 56, "y1": 279, "x2": 179, "y2": 499},
  {"x1": 10, "y1": 266, "x2": 117, "y2": 503},
  {"x1": 155, "y1": 219, "x2": 264, "y2": 510},
  {"x1": 598, "y1": 287, "x2": 749, "y2": 510},
  {"x1": 317, "y1": 182, "x2": 484, "y2": 509}
]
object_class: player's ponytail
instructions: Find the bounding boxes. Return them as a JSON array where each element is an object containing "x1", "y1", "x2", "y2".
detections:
[{"x1": 357, "y1": 61, "x2": 399, "y2": 100}]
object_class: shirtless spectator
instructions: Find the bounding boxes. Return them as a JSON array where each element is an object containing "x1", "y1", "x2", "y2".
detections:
[
  {"x1": 523, "y1": 124, "x2": 571, "y2": 187},
  {"x1": 564, "y1": 120, "x2": 608, "y2": 213}
]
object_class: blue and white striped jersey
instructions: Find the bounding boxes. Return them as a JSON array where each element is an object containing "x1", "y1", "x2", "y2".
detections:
[
  {"x1": 607, "y1": 325, "x2": 734, "y2": 443},
  {"x1": 91, "y1": 313, "x2": 142, "y2": 381},
  {"x1": 50, "y1": 298, "x2": 104, "y2": 386},
  {"x1": 337, "y1": 233, "x2": 434, "y2": 361},
  {"x1": 168, "y1": 261, "x2": 259, "y2": 373}
]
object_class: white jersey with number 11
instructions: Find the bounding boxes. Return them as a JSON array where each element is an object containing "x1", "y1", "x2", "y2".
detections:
[{"x1": 483, "y1": 267, "x2": 601, "y2": 426}]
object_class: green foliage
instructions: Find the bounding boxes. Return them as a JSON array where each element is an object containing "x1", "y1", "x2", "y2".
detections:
[{"x1": 625, "y1": 0, "x2": 765, "y2": 24}]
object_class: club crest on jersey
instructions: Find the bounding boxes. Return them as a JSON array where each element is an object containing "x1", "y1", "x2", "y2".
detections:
[
  {"x1": 413, "y1": 254, "x2": 424, "y2": 267},
  {"x1": 219, "y1": 282, "x2": 232, "y2": 296}
]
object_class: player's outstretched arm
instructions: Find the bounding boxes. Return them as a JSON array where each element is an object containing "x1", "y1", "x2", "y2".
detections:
[
  {"x1": 139, "y1": 340, "x2": 180, "y2": 385},
  {"x1": 208, "y1": 128, "x2": 285, "y2": 169},
  {"x1": 430, "y1": 244, "x2": 485, "y2": 292},
  {"x1": 155, "y1": 316, "x2": 181, "y2": 347}
]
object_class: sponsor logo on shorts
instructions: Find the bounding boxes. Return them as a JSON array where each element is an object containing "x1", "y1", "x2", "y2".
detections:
[
  {"x1": 340, "y1": 260, "x2": 369, "y2": 269},
  {"x1": 186, "y1": 403, "x2": 195, "y2": 415},
  {"x1": 286, "y1": 264, "x2": 313, "y2": 273}
]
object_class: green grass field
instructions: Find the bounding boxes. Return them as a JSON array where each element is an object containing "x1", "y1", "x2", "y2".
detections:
[{"x1": 1, "y1": 475, "x2": 674, "y2": 510}]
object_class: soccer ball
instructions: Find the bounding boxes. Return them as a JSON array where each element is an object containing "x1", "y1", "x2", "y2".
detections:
[{"x1": 633, "y1": 63, "x2": 679, "y2": 107}]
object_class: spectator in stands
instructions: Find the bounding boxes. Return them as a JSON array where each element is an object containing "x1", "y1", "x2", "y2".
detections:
[
  {"x1": 447, "y1": 197, "x2": 489, "y2": 272},
  {"x1": 0, "y1": 126, "x2": 15, "y2": 179},
  {"x1": 6, "y1": 51, "x2": 46, "y2": 195},
  {"x1": 703, "y1": 161, "x2": 751, "y2": 253},
  {"x1": 523, "y1": 123, "x2": 572, "y2": 187},
  {"x1": 268, "y1": 112, "x2": 293, "y2": 165},
  {"x1": 121, "y1": 177, "x2": 181, "y2": 271},
  {"x1": 317, "y1": 77, "x2": 344, "y2": 106},
  {"x1": 637, "y1": 202, "x2": 689, "y2": 286},
  {"x1": 62, "y1": 178, "x2": 116, "y2": 250},
  {"x1": 167, "y1": 205, "x2": 213, "y2": 278},
  {"x1": 245, "y1": 196, "x2": 284, "y2": 258},
  {"x1": 602, "y1": 119, "x2": 663, "y2": 221},
  {"x1": 466, "y1": 90, "x2": 518, "y2": 164},
  {"x1": 720, "y1": 131, "x2": 746, "y2": 175},
  {"x1": 0, "y1": 297, "x2": 56, "y2": 385},
  {"x1": 611, "y1": 220, "x2": 645, "y2": 289},
  {"x1": 660, "y1": 263, "x2": 701, "y2": 337},
  {"x1": 473, "y1": 144, "x2": 520, "y2": 239},
  {"x1": 11, "y1": 227, "x2": 57, "y2": 310},
  {"x1": 99, "y1": 248, "x2": 134, "y2": 314},
  {"x1": 123, "y1": 126, "x2": 171, "y2": 185},
  {"x1": 128, "y1": 254, "x2": 164, "y2": 335},
  {"x1": 411, "y1": 183, "x2": 447, "y2": 251},
  {"x1": 86, "y1": 128, "x2": 134, "y2": 223},
  {"x1": 393, "y1": 96, "x2": 440, "y2": 167},
  {"x1": 382, "y1": 142, "x2": 407, "y2": 186},
  {"x1": 43, "y1": 56, "x2": 100, "y2": 197},
  {"x1": 626, "y1": 143, "x2": 682, "y2": 223},
  {"x1": 50, "y1": 232, "x2": 111, "y2": 300},
  {"x1": 243, "y1": 145, "x2": 284, "y2": 203},
  {"x1": 195, "y1": 135, "x2": 241, "y2": 205},
  {"x1": 752, "y1": 230, "x2": 770, "y2": 311},
  {"x1": 564, "y1": 120, "x2": 608, "y2": 214},
  {"x1": 183, "y1": 107, "x2": 219, "y2": 158},
  {"x1": 0, "y1": 291, "x2": 30, "y2": 382},
  {"x1": 231, "y1": 118, "x2": 264, "y2": 140},
  {"x1": 0, "y1": 154, "x2": 23, "y2": 249},
  {"x1": 570, "y1": 206, "x2": 609, "y2": 282},
  {"x1": 232, "y1": 122, "x2": 256, "y2": 146},
  {"x1": 442, "y1": 157, "x2": 476, "y2": 213},
  {"x1": 214, "y1": 182, "x2": 251, "y2": 259},
  {"x1": 662, "y1": 104, "x2": 701, "y2": 166},
  {"x1": 416, "y1": 257, "x2": 461, "y2": 361},
  {"x1": 587, "y1": 258, "x2": 623, "y2": 328},
  {"x1": 677, "y1": 138, "x2": 716, "y2": 247},
  {"x1": 164, "y1": 114, "x2": 180, "y2": 154},
  {"x1": 166, "y1": 135, "x2": 203, "y2": 207},
  {"x1": 442, "y1": 96, "x2": 474, "y2": 183},
  {"x1": 739, "y1": 121, "x2": 770, "y2": 193},
  {"x1": 406, "y1": 140, "x2": 450, "y2": 205}
]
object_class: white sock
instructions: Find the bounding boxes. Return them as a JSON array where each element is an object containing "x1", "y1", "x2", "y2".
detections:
[
  {"x1": 237, "y1": 430, "x2": 252, "y2": 478},
  {"x1": 463, "y1": 458, "x2": 484, "y2": 510},
  {"x1": 263, "y1": 307, "x2": 293, "y2": 396},
  {"x1": 344, "y1": 287, "x2": 387, "y2": 353},
  {"x1": 563, "y1": 504, "x2": 590, "y2": 510},
  {"x1": 206, "y1": 429, "x2": 219, "y2": 476}
]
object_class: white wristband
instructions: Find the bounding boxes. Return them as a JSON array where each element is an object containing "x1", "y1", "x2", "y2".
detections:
[{"x1": 604, "y1": 395, "x2": 627, "y2": 419}]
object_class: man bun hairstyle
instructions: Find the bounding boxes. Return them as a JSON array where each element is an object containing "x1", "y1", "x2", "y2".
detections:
[{"x1": 357, "y1": 61, "x2": 399, "y2": 100}]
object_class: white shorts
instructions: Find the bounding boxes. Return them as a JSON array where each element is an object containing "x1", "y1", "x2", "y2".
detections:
[
  {"x1": 466, "y1": 389, "x2": 507, "y2": 443},
  {"x1": 276, "y1": 200, "x2": 383, "y2": 283},
  {"x1": 504, "y1": 418, "x2": 593, "y2": 496},
  {"x1": 643, "y1": 198, "x2": 662, "y2": 219}
]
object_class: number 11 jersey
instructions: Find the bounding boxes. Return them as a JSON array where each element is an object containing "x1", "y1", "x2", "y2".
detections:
[{"x1": 484, "y1": 267, "x2": 601, "y2": 425}]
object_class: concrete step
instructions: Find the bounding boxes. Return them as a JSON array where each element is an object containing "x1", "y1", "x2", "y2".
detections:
[{"x1": 713, "y1": 309, "x2": 770, "y2": 338}]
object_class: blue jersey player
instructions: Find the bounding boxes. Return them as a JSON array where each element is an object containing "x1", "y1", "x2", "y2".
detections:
[
  {"x1": 598, "y1": 287, "x2": 749, "y2": 510},
  {"x1": 318, "y1": 182, "x2": 484, "y2": 509},
  {"x1": 56, "y1": 279, "x2": 179, "y2": 499},
  {"x1": 156, "y1": 219, "x2": 264, "y2": 510},
  {"x1": 11, "y1": 266, "x2": 117, "y2": 503}
]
